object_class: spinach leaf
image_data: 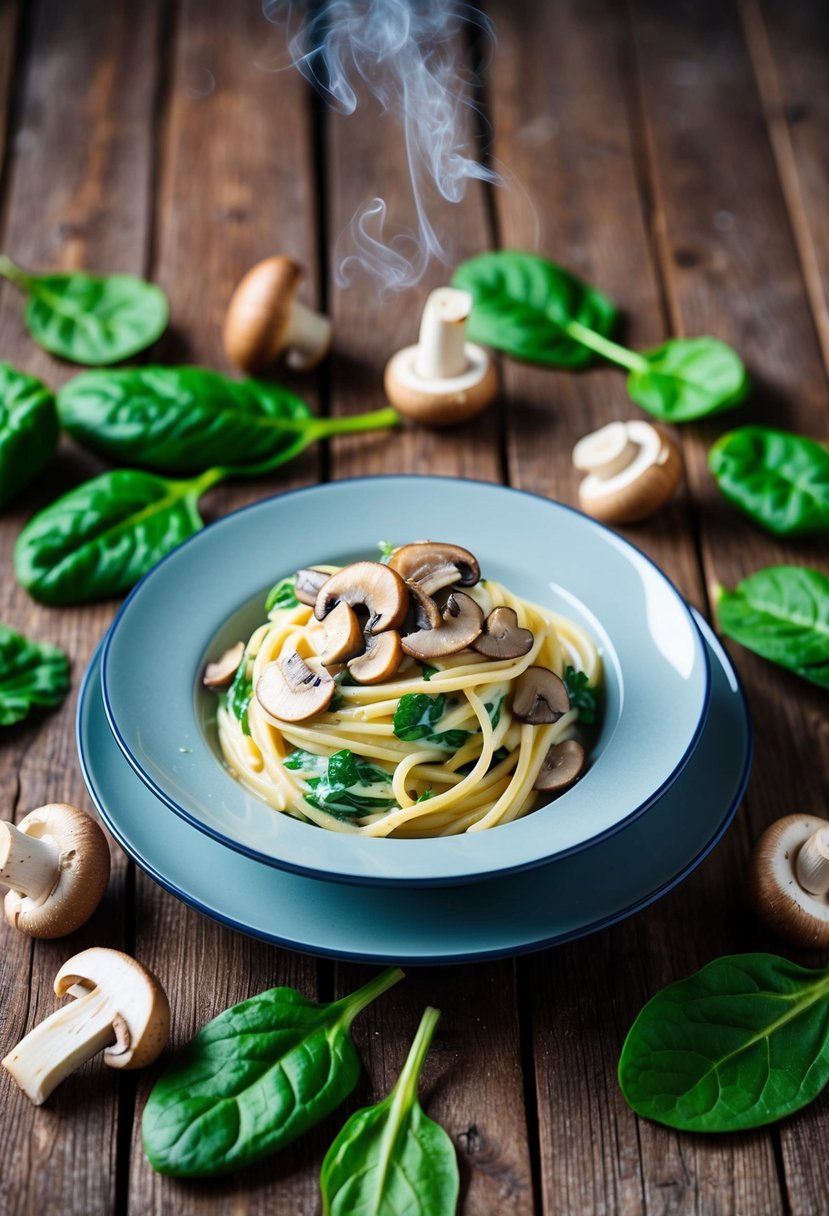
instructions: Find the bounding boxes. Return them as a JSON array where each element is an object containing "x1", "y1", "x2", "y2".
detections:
[
  {"x1": 283, "y1": 748, "x2": 330, "y2": 776},
  {"x1": 0, "y1": 624, "x2": 69, "y2": 726},
  {"x1": 452, "y1": 250, "x2": 618, "y2": 368},
  {"x1": 142, "y1": 967, "x2": 404, "y2": 1177},
  {"x1": 393, "y1": 692, "x2": 470, "y2": 751},
  {"x1": 627, "y1": 337, "x2": 749, "y2": 422},
  {"x1": 321, "y1": 1006, "x2": 458, "y2": 1216},
  {"x1": 709, "y1": 426, "x2": 829, "y2": 536},
  {"x1": 265, "y1": 576, "x2": 300, "y2": 613},
  {"x1": 303, "y1": 749, "x2": 398, "y2": 819},
  {"x1": 563, "y1": 666, "x2": 597, "y2": 724},
  {"x1": 0, "y1": 255, "x2": 168, "y2": 365},
  {"x1": 226, "y1": 657, "x2": 254, "y2": 736},
  {"x1": 0, "y1": 364, "x2": 58, "y2": 509},
  {"x1": 14, "y1": 466, "x2": 222, "y2": 604},
  {"x1": 618, "y1": 954, "x2": 829, "y2": 1132},
  {"x1": 57, "y1": 366, "x2": 399, "y2": 475},
  {"x1": 715, "y1": 566, "x2": 829, "y2": 690},
  {"x1": 419, "y1": 663, "x2": 439, "y2": 681},
  {"x1": 377, "y1": 539, "x2": 395, "y2": 562}
]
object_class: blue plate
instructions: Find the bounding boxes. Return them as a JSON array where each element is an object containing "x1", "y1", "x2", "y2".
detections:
[
  {"x1": 79, "y1": 614, "x2": 750, "y2": 963},
  {"x1": 101, "y1": 477, "x2": 710, "y2": 886}
]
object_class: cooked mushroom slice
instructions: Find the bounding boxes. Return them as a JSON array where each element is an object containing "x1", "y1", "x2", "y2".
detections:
[
  {"x1": 256, "y1": 652, "x2": 335, "y2": 722},
  {"x1": 406, "y1": 580, "x2": 442, "y2": 632},
  {"x1": 750, "y1": 815, "x2": 829, "y2": 947},
  {"x1": 534, "y1": 739, "x2": 586, "y2": 792},
  {"x1": 574, "y1": 420, "x2": 682, "y2": 525},
  {"x1": 315, "y1": 601, "x2": 364, "y2": 666},
  {"x1": 512, "y1": 667, "x2": 571, "y2": 724},
  {"x1": 223, "y1": 255, "x2": 332, "y2": 373},
  {"x1": 388, "y1": 542, "x2": 480, "y2": 596},
  {"x1": 295, "y1": 567, "x2": 330, "y2": 607},
  {"x1": 1, "y1": 804, "x2": 110, "y2": 939},
  {"x1": 203, "y1": 641, "x2": 245, "y2": 688},
  {"x1": 401, "y1": 591, "x2": 484, "y2": 660},
  {"x1": 315, "y1": 561, "x2": 408, "y2": 634},
  {"x1": 2, "y1": 947, "x2": 170, "y2": 1105},
  {"x1": 348, "y1": 631, "x2": 404, "y2": 684},
  {"x1": 473, "y1": 607, "x2": 534, "y2": 660}
]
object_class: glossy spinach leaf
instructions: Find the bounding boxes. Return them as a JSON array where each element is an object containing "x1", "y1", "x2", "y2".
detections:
[
  {"x1": 0, "y1": 363, "x2": 59, "y2": 509},
  {"x1": 709, "y1": 426, "x2": 829, "y2": 536},
  {"x1": 293, "y1": 748, "x2": 398, "y2": 819},
  {"x1": 0, "y1": 624, "x2": 69, "y2": 726},
  {"x1": 563, "y1": 666, "x2": 597, "y2": 725},
  {"x1": 627, "y1": 337, "x2": 749, "y2": 422},
  {"x1": 142, "y1": 967, "x2": 404, "y2": 1177},
  {"x1": 715, "y1": 566, "x2": 829, "y2": 690},
  {"x1": 393, "y1": 692, "x2": 470, "y2": 751},
  {"x1": 14, "y1": 467, "x2": 221, "y2": 604},
  {"x1": 226, "y1": 654, "x2": 254, "y2": 736},
  {"x1": 0, "y1": 255, "x2": 168, "y2": 365},
  {"x1": 321, "y1": 1006, "x2": 458, "y2": 1216},
  {"x1": 265, "y1": 575, "x2": 300, "y2": 613},
  {"x1": 619, "y1": 954, "x2": 829, "y2": 1131},
  {"x1": 452, "y1": 250, "x2": 618, "y2": 368}
]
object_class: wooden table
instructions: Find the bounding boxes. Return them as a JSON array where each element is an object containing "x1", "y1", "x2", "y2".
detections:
[{"x1": 1, "y1": 1, "x2": 828, "y2": 1212}]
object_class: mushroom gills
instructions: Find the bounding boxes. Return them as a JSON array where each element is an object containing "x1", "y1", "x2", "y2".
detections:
[{"x1": 295, "y1": 567, "x2": 331, "y2": 606}]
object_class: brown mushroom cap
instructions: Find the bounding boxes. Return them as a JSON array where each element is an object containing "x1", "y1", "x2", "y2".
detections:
[
  {"x1": 223, "y1": 255, "x2": 303, "y2": 373},
  {"x1": 389, "y1": 542, "x2": 480, "y2": 597},
  {"x1": 203, "y1": 641, "x2": 245, "y2": 688},
  {"x1": 384, "y1": 343, "x2": 498, "y2": 426},
  {"x1": 256, "y1": 652, "x2": 335, "y2": 722},
  {"x1": 294, "y1": 567, "x2": 331, "y2": 607},
  {"x1": 315, "y1": 601, "x2": 364, "y2": 666},
  {"x1": 750, "y1": 815, "x2": 829, "y2": 947},
  {"x1": 512, "y1": 667, "x2": 571, "y2": 724},
  {"x1": 401, "y1": 590, "x2": 484, "y2": 660},
  {"x1": 348, "y1": 631, "x2": 404, "y2": 684},
  {"x1": 576, "y1": 421, "x2": 683, "y2": 525},
  {"x1": 2, "y1": 805, "x2": 111, "y2": 939},
  {"x1": 533, "y1": 739, "x2": 586, "y2": 792},
  {"x1": 473, "y1": 606, "x2": 534, "y2": 660},
  {"x1": 405, "y1": 580, "x2": 443, "y2": 632},
  {"x1": 315, "y1": 562, "x2": 409, "y2": 634}
]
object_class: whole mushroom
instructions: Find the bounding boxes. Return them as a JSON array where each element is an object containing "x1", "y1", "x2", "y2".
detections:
[
  {"x1": 224, "y1": 255, "x2": 332, "y2": 373},
  {"x1": 573, "y1": 420, "x2": 683, "y2": 524},
  {"x1": 750, "y1": 814, "x2": 829, "y2": 947}
]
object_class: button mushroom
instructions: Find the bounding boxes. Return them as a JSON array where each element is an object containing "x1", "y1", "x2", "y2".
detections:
[
  {"x1": 573, "y1": 420, "x2": 683, "y2": 524},
  {"x1": 2, "y1": 947, "x2": 170, "y2": 1105},
  {"x1": 512, "y1": 667, "x2": 571, "y2": 724},
  {"x1": 534, "y1": 739, "x2": 586, "y2": 792},
  {"x1": 348, "y1": 631, "x2": 404, "y2": 684},
  {"x1": 473, "y1": 606, "x2": 534, "y2": 660},
  {"x1": 202, "y1": 641, "x2": 245, "y2": 688},
  {"x1": 401, "y1": 591, "x2": 484, "y2": 660},
  {"x1": 256, "y1": 652, "x2": 335, "y2": 723},
  {"x1": 750, "y1": 815, "x2": 829, "y2": 947},
  {"x1": 314, "y1": 562, "x2": 409, "y2": 634},
  {"x1": 315, "y1": 601, "x2": 364, "y2": 666},
  {"x1": 384, "y1": 287, "x2": 498, "y2": 426},
  {"x1": 0, "y1": 804, "x2": 110, "y2": 939},
  {"x1": 294, "y1": 567, "x2": 331, "y2": 607},
  {"x1": 388, "y1": 542, "x2": 480, "y2": 597},
  {"x1": 223, "y1": 254, "x2": 332, "y2": 373}
]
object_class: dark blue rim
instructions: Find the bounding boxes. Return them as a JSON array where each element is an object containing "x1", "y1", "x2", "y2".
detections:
[
  {"x1": 98, "y1": 474, "x2": 713, "y2": 888},
  {"x1": 77, "y1": 611, "x2": 751, "y2": 965}
]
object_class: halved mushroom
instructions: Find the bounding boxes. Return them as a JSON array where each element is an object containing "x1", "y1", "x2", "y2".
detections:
[
  {"x1": 405, "y1": 580, "x2": 442, "y2": 632},
  {"x1": 750, "y1": 815, "x2": 829, "y2": 947},
  {"x1": 256, "y1": 652, "x2": 335, "y2": 722},
  {"x1": 401, "y1": 591, "x2": 484, "y2": 660},
  {"x1": 574, "y1": 420, "x2": 682, "y2": 525},
  {"x1": 2, "y1": 947, "x2": 170, "y2": 1105},
  {"x1": 348, "y1": 631, "x2": 404, "y2": 684},
  {"x1": 203, "y1": 641, "x2": 245, "y2": 688},
  {"x1": 388, "y1": 542, "x2": 480, "y2": 597},
  {"x1": 315, "y1": 562, "x2": 408, "y2": 634},
  {"x1": 295, "y1": 567, "x2": 330, "y2": 607},
  {"x1": 315, "y1": 601, "x2": 364, "y2": 666},
  {"x1": 534, "y1": 739, "x2": 585, "y2": 792},
  {"x1": 512, "y1": 667, "x2": 571, "y2": 724},
  {"x1": 473, "y1": 607, "x2": 533, "y2": 660}
]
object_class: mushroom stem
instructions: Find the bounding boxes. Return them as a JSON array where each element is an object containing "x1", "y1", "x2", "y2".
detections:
[
  {"x1": 283, "y1": 300, "x2": 333, "y2": 370},
  {"x1": 2, "y1": 986, "x2": 118, "y2": 1105},
  {"x1": 0, "y1": 820, "x2": 60, "y2": 901},
  {"x1": 796, "y1": 829, "x2": 829, "y2": 897},
  {"x1": 572, "y1": 421, "x2": 639, "y2": 480},
  {"x1": 414, "y1": 288, "x2": 471, "y2": 380}
]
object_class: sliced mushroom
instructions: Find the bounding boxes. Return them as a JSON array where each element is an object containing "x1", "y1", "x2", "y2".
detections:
[
  {"x1": 512, "y1": 667, "x2": 571, "y2": 724},
  {"x1": 574, "y1": 420, "x2": 682, "y2": 525},
  {"x1": 256, "y1": 652, "x2": 335, "y2": 722},
  {"x1": 473, "y1": 607, "x2": 534, "y2": 660},
  {"x1": 348, "y1": 631, "x2": 404, "y2": 684},
  {"x1": 203, "y1": 641, "x2": 245, "y2": 688},
  {"x1": 295, "y1": 567, "x2": 330, "y2": 607},
  {"x1": 750, "y1": 815, "x2": 829, "y2": 947},
  {"x1": 534, "y1": 739, "x2": 586, "y2": 792},
  {"x1": 405, "y1": 580, "x2": 442, "y2": 632},
  {"x1": 315, "y1": 601, "x2": 364, "y2": 666},
  {"x1": 401, "y1": 590, "x2": 484, "y2": 660},
  {"x1": 1, "y1": 805, "x2": 111, "y2": 939},
  {"x1": 388, "y1": 542, "x2": 480, "y2": 597},
  {"x1": 315, "y1": 561, "x2": 409, "y2": 634}
]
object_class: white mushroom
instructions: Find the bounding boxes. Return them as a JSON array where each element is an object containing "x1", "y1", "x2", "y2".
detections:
[
  {"x1": 401, "y1": 591, "x2": 484, "y2": 660},
  {"x1": 0, "y1": 805, "x2": 110, "y2": 938},
  {"x1": 315, "y1": 562, "x2": 409, "y2": 635},
  {"x1": 2, "y1": 947, "x2": 170, "y2": 1105},
  {"x1": 573, "y1": 420, "x2": 682, "y2": 524},
  {"x1": 223, "y1": 255, "x2": 332, "y2": 373},
  {"x1": 256, "y1": 652, "x2": 335, "y2": 723},
  {"x1": 314, "y1": 601, "x2": 364, "y2": 666},
  {"x1": 750, "y1": 815, "x2": 829, "y2": 947},
  {"x1": 384, "y1": 287, "x2": 498, "y2": 426},
  {"x1": 388, "y1": 541, "x2": 480, "y2": 597},
  {"x1": 348, "y1": 631, "x2": 404, "y2": 684}
]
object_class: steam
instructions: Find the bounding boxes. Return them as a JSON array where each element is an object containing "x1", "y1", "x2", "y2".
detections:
[{"x1": 263, "y1": 0, "x2": 497, "y2": 291}]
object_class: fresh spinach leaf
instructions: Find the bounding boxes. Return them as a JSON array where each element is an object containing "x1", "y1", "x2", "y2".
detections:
[
  {"x1": 709, "y1": 426, "x2": 829, "y2": 536},
  {"x1": 419, "y1": 663, "x2": 439, "y2": 682},
  {"x1": 619, "y1": 954, "x2": 829, "y2": 1132},
  {"x1": 0, "y1": 624, "x2": 69, "y2": 726},
  {"x1": 627, "y1": 337, "x2": 749, "y2": 422},
  {"x1": 393, "y1": 692, "x2": 470, "y2": 751},
  {"x1": 283, "y1": 748, "x2": 331, "y2": 776},
  {"x1": 484, "y1": 693, "x2": 505, "y2": 729},
  {"x1": 226, "y1": 657, "x2": 254, "y2": 736},
  {"x1": 715, "y1": 566, "x2": 829, "y2": 690},
  {"x1": 265, "y1": 576, "x2": 300, "y2": 613},
  {"x1": 563, "y1": 666, "x2": 597, "y2": 724},
  {"x1": 416, "y1": 788, "x2": 436, "y2": 803},
  {"x1": 142, "y1": 967, "x2": 404, "y2": 1177},
  {"x1": 0, "y1": 364, "x2": 59, "y2": 509},
  {"x1": 0, "y1": 255, "x2": 168, "y2": 365},
  {"x1": 301, "y1": 749, "x2": 398, "y2": 819},
  {"x1": 377, "y1": 539, "x2": 395, "y2": 562},
  {"x1": 321, "y1": 1006, "x2": 458, "y2": 1216}
]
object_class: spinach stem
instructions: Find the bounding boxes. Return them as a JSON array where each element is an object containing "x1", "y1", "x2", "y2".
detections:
[
  {"x1": 563, "y1": 317, "x2": 648, "y2": 372},
  {"x1": 297, "y1": 406, "x2": 400, "y2": 441},
  {"x1": 393, "y1": 1005, "x2": 441, "y2": 1107},
  {"x1": 0, "y1": 254, "x2": 30, "y2": 291},
  {"x1": 337, "y1": 966, "x2": 405, "y2": 1027}
]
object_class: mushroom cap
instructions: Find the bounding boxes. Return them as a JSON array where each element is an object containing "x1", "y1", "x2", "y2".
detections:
[
  {"x1": 295, "y1": 567, "x2": 331, "y2": 607},
  {"x1": 750, "y1": 815, "x2": 829, "y2": 947},
  {"x1": 54, "y1": 947, "x2": 170, "y2": 1070},
  {"x1": 256, "y1": 652, "x2": 335, "y2": 723},
  {"x1": 3, "y1": 805, "x2": 111, "y2": 939},
  {"x1": 389, "y1": 542, "x2": 480, "y2": 597},
  {"x1": 348, "y1": 631, "x2": 404, "y2": 684},
  {"x1": 384, "y1": 342, "x2": 498, "y2": 426},
  {"x1": 576, "y1": 421, "x2": 683, "y2": 525},
  {"x1": 203, "y1": 641, "x2": 244, "y2": 688},
  {"x1": 406, "y1": 579, "x2": 443, "y2": 631},
  {"x1": 473, "y1": 606, "x2": 534, "y2": 660},
  {"x1": 314, "y1": 601, "x2": 364, "y2": 666},
  {"x1": 534, "y1": 739, "x2": 586, "y2": 792},
  {"x1": 223, "y1": 255, "x2": 303, "y2": 373},
  {"x1": 512, "y1": 667, "x2": 571, "y2": 724},
  {"x1": 401, "y1": 590, "x2": 484, "y2": 660},
  {"x1": 315, "y1": 562, "x2": 409, "y2": 634}
]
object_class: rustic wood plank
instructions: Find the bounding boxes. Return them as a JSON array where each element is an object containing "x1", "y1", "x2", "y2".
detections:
[
  {"x1": 0, "y1": 2, "x2": 162, "y2": 1215},
  {"x1": 0, "y1": 0, "x2": 22, "y2": 185}
]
